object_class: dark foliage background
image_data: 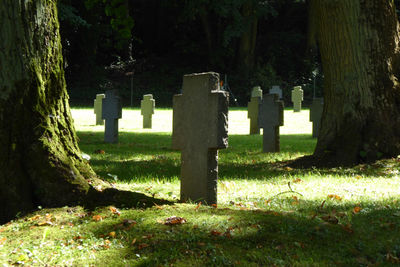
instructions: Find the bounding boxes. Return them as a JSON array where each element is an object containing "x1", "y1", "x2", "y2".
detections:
[{"x1": 59, "y1": 0, "x2": 326, "y2": 107}]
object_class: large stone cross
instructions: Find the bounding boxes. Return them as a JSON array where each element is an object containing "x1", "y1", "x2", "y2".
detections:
[
  {"x1": 94, "y1": 94, "x2": 105, "y2": 125},
  {"x1": 247, "y1": 86, "x2": 263, "y2": 134},
  {"x1": 102, "y1": 90, "x2": 122, "y2": 143},
  {"x1": 259, "y1": 94, "x2": 284, "y2": 152},
  {"x1": 291, "y1": 86, "x2": 303, "y2": 112},
  {"x1": 172, "y1": 72, "x2": 229, "y2": 204},
  {"x1": 141, "y1": 94, "x2": 155, "y2": 128},
  {"x1": 310, "y1": 98, "x2": 324, "y2": 138}
]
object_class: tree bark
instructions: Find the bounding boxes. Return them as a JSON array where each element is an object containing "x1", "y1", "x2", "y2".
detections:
[
  {"x1": 308, "y1": 0, "x2": 400, "y2": 165},
  {"x1": 0, "y1": 1, "x2": 168, "y2": 224},
  {"x1": 237, "y1": 0, "x2": 258, "y2": 78}
]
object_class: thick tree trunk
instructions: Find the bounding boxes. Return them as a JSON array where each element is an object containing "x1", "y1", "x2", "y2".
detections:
[
  {"x1": 0, "y1": 1, "x2": 167, "y2": 224},
  {"x1": 237, "y1": 0, "x2": 258, "y2": 78},
  {"x1": 308, "y1": 0, "x2": 400, "y2": 165}
]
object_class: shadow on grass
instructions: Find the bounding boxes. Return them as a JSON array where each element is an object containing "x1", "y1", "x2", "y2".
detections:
[
  {"x1": 77, "y1": 131, "x2": 397, "y2": 182},
  {"x1": 82, "y1": 201, "x2": 400, "y2": 266}
]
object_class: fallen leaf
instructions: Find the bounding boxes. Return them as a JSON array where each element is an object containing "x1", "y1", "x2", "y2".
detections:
[
  {"x1": 92, "y1": 215, "x2": 103, "y2": 221},
  {"x1": 109, "y1": 206, "x2": 121, "y2": 216},
  {"x1": 320, "y1": 200, "x2": 326, "y2": 209},
  {"x1": 108, "y1": 231, "x2": 116, "y2": 238},
  {"x1": 94, "y1": 149, "x2": 105, "y2": 154},
  {"x1": 292, "y1": 178, "x2": 302, "y2": 183},
  {"x1": 353, "y1": 206, "x2": 362, "y2": 214},
  {"x1": 285, "y1": 167, "x2": 293, "y2": 171},
  {"x1": 210, "y1": 230, "x2": 223, "y2": 236},
  {"x1": 211, "y1": 204, "x2": 218, "y2": 209},
  {"x1": 131, "y1": 238, "x2": 137, "y2": 245},
  {"x1": 0, "y1": 237, "x2": 6, "y2": 245},
  {"x1": 138, "y1": 243, "x2": 149, "y2": 250},
  {"x1": 164, "y1": 216, "x2": 187, "y2": 225},
  {"x1": 195, "y1": 202, "x2": 202, "y2": 211},
  {"x1": 37, "y1": 221, "x2": 53, "y2": 226},
  {"x1": 28, "y1": 215, "x2": 41, "y2": 221},
  {"x1": 327, "y1": 194, "x2": 342, "y2": 201}
]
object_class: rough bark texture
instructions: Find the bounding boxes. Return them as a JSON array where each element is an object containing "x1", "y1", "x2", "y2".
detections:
[
  {"x1": 237, "y1": 0, "x2": 258, "y2": 77},
  {"x1": 308, "y1": 0, "x2": 400, "y2": 166},
  {"x1": 0, "y1": 1, "x2": 168, "y2": 224}
]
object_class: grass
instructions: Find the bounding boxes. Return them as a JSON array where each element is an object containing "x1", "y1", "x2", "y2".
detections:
[{"x1": 1, "y1": 107, "x2": 400, "y2": 266}]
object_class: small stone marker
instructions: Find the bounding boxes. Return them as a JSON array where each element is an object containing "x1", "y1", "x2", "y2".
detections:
[
  {"x1": 247, "y1": 86, "x2": 263, "y2": 134},
  {"x1": 310, "y1": 98, "x2": 324, "y2": 138},
  {"x1": 259, "y1": 94, "x2": 284, "y2": 152},
  {"x1": 140, "y1": 94, "x2": 155, "y2": 128},
  {"x1": 291, "y1": 86, "x2": 304, "y2": 112},
  {"x1": 94, "y1": 94, "x2": 105, "y2": 125},
  {"x1": 172, "y1": 72, "x2": 229, "y2": 204},
  {"x1": 269, "y1": 85, "x2": 283, "y2": 99},
  {"x1": 102, "y1": 90, "x2": 122, "y2": 143}
]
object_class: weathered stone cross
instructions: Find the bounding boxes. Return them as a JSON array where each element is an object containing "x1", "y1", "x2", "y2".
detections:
[
  {"x1": 259, "y1": 94, "x2": 284, "y2": 152},
  {"x1": 291, "y1": 86, "x2": 303, "y2": 112},
  {"x1": 94, "y1": 94, "x2": 105, "y2": 125},
  {"x1": 102, "y1": 90, "x2": 122, "y2": 143},
  {"x1": 172, "y1": 72, "x2": 229, "y2": 204},
  {"x1": 140, "y1": 94, "x2": 155, "y2": 128},
  {"x1": 310, "y1": 98, "x2": 324, "y2": 138},
  {"x1": 247, "y1": 86, "x2": 263, "y2": 135}
]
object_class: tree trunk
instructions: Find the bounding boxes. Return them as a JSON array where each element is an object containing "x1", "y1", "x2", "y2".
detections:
[
  {"x1": 0, "y1": 1, "x2": 167, "y2": 224},
  {"x1": 308, "y1": 0, "x2": 400, "y2": 166},
  {"x1": 237, "y1": 0, "x2": 258, "y2": 78}
]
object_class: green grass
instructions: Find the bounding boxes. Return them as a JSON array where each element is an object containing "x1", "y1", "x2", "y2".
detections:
[{"x1": 1, "y1": 108, "x2": 400, "y2": 266}]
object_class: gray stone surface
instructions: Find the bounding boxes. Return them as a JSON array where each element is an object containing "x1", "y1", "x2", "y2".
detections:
[
  {"x1": 247, "y1": 87, "x2": 263, "y2": 135},
  {"x1": 140, "y1": 94, "x2": 155, "y2": 128},
  {"x1": 94, "y1": 94, "x2": 105, "y2": 125},
  {"x1": 269, "y1": 85, "x2": 282, "y2": 99},
  {"x1": 102, "y1": 90, "x2": 122, "y2": 143},
  {"x1": 172, "y1": 72, "x2": 229, "y2": 204},
  {"x1": 310, "y1": 98, "x2": 324, "y2": 138},
  {"x1": 291, "y1": 86, "x2": 303, "y2": 112},
  {"x1": 251, "y1": 86, "x2": 263, "y2": 98},
  {"x1": 259, "y1": 94, "x2": 284, "y2": 152}
]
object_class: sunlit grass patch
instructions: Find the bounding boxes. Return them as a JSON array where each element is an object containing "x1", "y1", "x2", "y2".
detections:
[{"x1": 2, "y1": 107, "x2": 400, "y2": 266}]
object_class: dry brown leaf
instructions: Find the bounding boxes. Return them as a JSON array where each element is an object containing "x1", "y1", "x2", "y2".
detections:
[
  {"x1": 28, "y1": 215, "x2": 41, "y2": 221},
  {"x1": 138, "y1": 243, "x2": 149, "y2": 250},
  {"x1": 92, "y1": 215, "x2": 103, "y2": 221},
  {"x1": 210, "y1": 230, "x2": 223, "y2": 236},
  {"x1": 195, "y1": 202, "x2": 202, "y2": 211},
  {"x1": 292, "y1": 178, "x2": 302, "y2": 183},
  {"x1": 353, "y1": 206, "x2": 362, "y2": 214},
  {"x1": 37, "y1": 221, "x2": 53, "y2": 226},
  {"x1": 0, "y1": 237, "x2": 6, "y2": 245},
  {"x1": 164, "y1": 216, "x2": 187, "y2": 225},
  {"x1": 94, "y1": 149, "x2": 105, "y2": 154},
  {"x1": 131, "y1": 238, "x2": 137, "y2": 245},
  {"x1": 108, "y1": 231, "x2": 116, "y2": 238},
  {"x1": 109, "y1": 206, "x2": 121, "y2": 216},
  {"x1": 327, "y1": 194, "x2": 342, "y2": 201}
]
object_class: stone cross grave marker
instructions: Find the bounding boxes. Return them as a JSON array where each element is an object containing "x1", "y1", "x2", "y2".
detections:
[
  {"x1": 172, "y1": 72, "x2": 229, "y2": 204},
  {"x1": 259, "y1": 94, "x2": 284, "y2": 152},
  {"x1": 291, "y1": 86, "x2": 304, "y2": 112},
  {"x1": 94, "y1": 94, "x2": 105, "y2": 125},
  {"x1": 247, "y1": 86, "x2": 263, "y2": 134},
  {"x1": 310, "y1": 98, "x2": 324, "y2": 138},
  {"x1": 140, "y1": 94, "x2": 155, "y2": 128},
  {"x1": 102, "y1": 90, "x2": 122, "y2": 143},
  {"x1": 269, "y1": 85, "x2": 282, "y2": 99}
]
